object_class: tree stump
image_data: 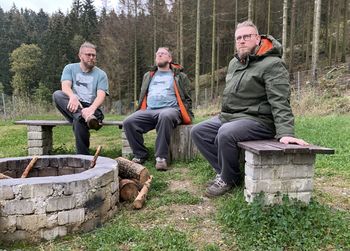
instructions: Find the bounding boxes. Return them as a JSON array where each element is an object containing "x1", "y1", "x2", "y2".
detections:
[{"x1": 169, "y1": 125, "x2": 198, "y2": 161}]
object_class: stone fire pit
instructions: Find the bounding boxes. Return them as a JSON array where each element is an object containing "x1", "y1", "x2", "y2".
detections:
[{"x1": 0, "y1": 155, "x2": 119, "y2": 242}]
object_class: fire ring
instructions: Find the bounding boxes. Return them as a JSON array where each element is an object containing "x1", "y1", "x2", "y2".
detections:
[{"x1": 0, "y1": 155, "x2": 119, "y2": 242}]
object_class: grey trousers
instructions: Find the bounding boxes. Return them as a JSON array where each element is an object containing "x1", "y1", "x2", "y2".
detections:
[
  {"x1": 191, "y1": 116, "x2": 274, "y2": 185},
  {"x1": 123, "y1": 108, "x2": 182, "y2": 160},
  {"x1": 52, "y1": 90, "x2": 104, "y2": 155}
]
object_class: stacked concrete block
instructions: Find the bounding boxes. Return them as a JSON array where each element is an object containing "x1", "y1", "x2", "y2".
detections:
[
  {"x1": 27, "y1": 125, "x2": 54, "y2": 155},
  {"x1": 121, "y1": 129, "x2": 133, "y2": 158},
  {"x1": 244, "y1": 151, "x2": 316, "y2": 204},
  {"x1": 0, "y1": 155, "x2": 119, "y2": 243}
]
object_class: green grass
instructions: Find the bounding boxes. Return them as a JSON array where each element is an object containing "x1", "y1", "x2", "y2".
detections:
[
  {"x1": 295, "y1": 115, "x2": 350, "y2": 177},
  {"x1": 217, "y1": 191, "x2": 350, "y2": 250},
  {"x1": 0, "y1": 114, "x2": 349, "y2": 250}
]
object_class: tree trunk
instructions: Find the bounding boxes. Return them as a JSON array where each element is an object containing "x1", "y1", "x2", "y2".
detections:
[
  {"x1": 195, "y1": 0, "x2": 201, "y2": 108},
  {"x1": 311, "y1": 0, "x2": 322, "y2": 83},
  {"x1": 305, "y1": 1, "x2": 312, "y2": 69},
  {"x1": 116, "y1": 157, "x2": 150, "y2": 184},
  {"x1": 235, "y1": 0, "x2": 238, "y2": 28},
  {"x1": 328, "y1": 0, "x2": 333, "y2": 66},
  {"x1": 179, "y1": 0, "x2": 184, "y2": 66},
  {"x1": 341, "y1": 0, "x2": 348, "y2": 62},
  {"x1": 210, "y1": 0, "x2": 216, "y2": 100},
  {"x1": 282, "y1": 0, "x2": 288, "y2": 62},
  {"x1": 335, "y1": 1, "x2": 340, "y2": 63},
  {"x1": 216, "y1": 37, "x2": 220, "y2": 97},
  {"x1": 153, "y1": 0, "x2": 157, "y2": 57},
  {"x1": 267, "y1": 0, "x2": 271, "y2": 34},
  {"x1": 288, "y1": 0, "x2": 296, "y2": 73},
  {"x1": 248, "y1": 0, "x2": 253, "y2": 20},
  {"x1": 133, "y1": 0, "x2": 138, "y2": 109}
]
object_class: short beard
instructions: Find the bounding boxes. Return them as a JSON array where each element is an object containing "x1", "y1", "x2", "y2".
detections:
[
  {"x1": 157, "y1": 61, "x2": 170, "y2": 68},
  {"x1": 237, "y1": 46, "x2": 257, "y2": 61}
]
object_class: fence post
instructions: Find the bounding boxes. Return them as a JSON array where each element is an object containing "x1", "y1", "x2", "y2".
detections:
[
  {"x1": 1, "y1": 93, "x2": 6, "y2": 117},
  {"x1": 204, "y1": 88, "x2": 208, "y2": 108}
]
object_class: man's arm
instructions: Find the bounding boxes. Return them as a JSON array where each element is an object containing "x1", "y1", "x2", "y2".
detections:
[
  {"x1": 61, "y1": 80, "x2": 82, "y2": 113},
  {"x1": 81, "y1": 90, "x2": 106, "y2": 120}
]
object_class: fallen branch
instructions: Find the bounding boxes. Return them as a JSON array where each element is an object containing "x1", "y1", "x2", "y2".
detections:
[
  {"x1": 133, "y1": 175, "x2": 153, "y2": 209},
  {"x1": 21, "y1": 156, "x2": 38, "y2": 178},
  {"x1": 116, "y1": 157, "x2": 150, "y2": 184},
  {"x1": 0, "y1": 173, "x2": 13, "y2": 179},
  {"x1": 90, "y1": 145, "x2": 102, "y2": 168}
]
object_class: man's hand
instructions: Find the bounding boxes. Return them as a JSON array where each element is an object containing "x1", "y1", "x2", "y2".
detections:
[
  {"x1": 279, "y1": 136, "x2": 309, "y2": 146},
  {"x1": 67, "y1": 95, "x2": 82, "y2": 113},
  {"x1": 81, "y1": 106, "x2": 96, "y2": 121}
]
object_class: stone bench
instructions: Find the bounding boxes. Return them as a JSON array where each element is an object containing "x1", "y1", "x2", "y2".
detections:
[
  {"x1": 238, "y1": 140, "x2": 334, "y2": 204},
  {"x1": 14, "y1": 120, "x2": 129, "y2": 156}
]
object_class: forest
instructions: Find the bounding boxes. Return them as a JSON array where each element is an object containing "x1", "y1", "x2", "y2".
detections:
[{"x1": 0, "y1": 0, "x2": 348, "y2": 111}]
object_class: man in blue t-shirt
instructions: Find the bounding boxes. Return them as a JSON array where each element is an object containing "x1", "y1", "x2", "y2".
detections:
[
  {"x1": 53, "y1": 42, "x2": 109, "y2": 155},
  {"x1": 123, "y1": 47, "x2": 193, "y2": 171}
]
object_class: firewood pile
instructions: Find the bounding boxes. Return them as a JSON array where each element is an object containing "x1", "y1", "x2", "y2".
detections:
[{"x1": 116, "y1": 157, "x2": 153, "y2": 209}]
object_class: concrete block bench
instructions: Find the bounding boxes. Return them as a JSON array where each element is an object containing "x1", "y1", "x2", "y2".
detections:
[
  {"x1": 238, "y1": 140, "x2": 334, "y2": 205},
  {"x1": 14, "y1": 120, "x2": 128, "y2": 156}
]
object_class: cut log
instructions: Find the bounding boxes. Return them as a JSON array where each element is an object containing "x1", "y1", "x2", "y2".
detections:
[
  {"x1": 119, "y1": 179, "x2": 140, "y2": 202},
  {"x1": 116, "y1": 157, "x2": 150, "y2": 184},
  {"x1": 21, "y1": 156, "x2": 38, "y2": 178},
  {"x1": 133, "y1": 175, "x2": 153, "y2": 209},
  {"x1": 90, "y1": 145, "x2": 102, "y2": 168},
  {"x1": 0, "y1": 173, "x2": 13, "y2": 179},
  {"x1": 169, "y1": 125, "x2": 198, "y2": 161}
]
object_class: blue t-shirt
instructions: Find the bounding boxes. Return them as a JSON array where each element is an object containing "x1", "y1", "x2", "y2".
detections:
[
  {"x1": 146, "y1": 71, "x2": 178, "y2": 109},
  {"x1": 61, "y1": 63, "x2": 109, "y2": 104}
]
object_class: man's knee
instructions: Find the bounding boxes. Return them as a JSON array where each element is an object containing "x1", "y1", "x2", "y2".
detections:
[{"x1": 52, "y1": 90, "x2": 66, "y2": 103}]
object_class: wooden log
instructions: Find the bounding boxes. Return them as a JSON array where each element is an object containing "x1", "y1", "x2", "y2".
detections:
[
  {"x1": 21, "y1": 156, "x2": 38, "y2": 178},
  {"x1": 0, "y1": 173, "x2": 13, "y2": 179},
  {"x1": 119, "y1": 179, "x2": 140, "y2": 202},
  {"x1": 90, "y1": 145, "x2": 102, "y2": 168},
  {"x1": 133, "y1": 175, "x2": 153, "y2": 209},
  {"x1": 116, "y1": 157, "x2": 150, "y2": 184}
]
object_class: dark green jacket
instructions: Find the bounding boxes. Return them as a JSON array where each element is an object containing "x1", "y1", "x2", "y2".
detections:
[
  {"x1": 219, "y1": 35, "x2": 294, "y2": 138},
  {"x1": 137, "y1": 63, "x2": 194, "y2": 124}
]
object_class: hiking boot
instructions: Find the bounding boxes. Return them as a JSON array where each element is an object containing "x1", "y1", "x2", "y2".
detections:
[
  {"x1": 206, "y1": 174, "x2": 221, "y2": 187},
  {"x1": 155, "y1": 157, "x2": 169, "y2": 171},
  {"x1": 132, "y1": 157, "x2": 147, "y2": 165},
  {"x1": 86, "y1": 115, "x2": 102, "y2": 130},
  {"x1": 205, "y1": 177, "x2": 233, "y2": 197}
]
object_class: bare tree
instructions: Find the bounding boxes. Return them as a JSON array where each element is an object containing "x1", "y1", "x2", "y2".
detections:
[
  {"x1": 311, "y1": 0, "x2": 321, "y2": 83},
  {"x1": 341, "y1": 0, "x2": 348, "y2": 62},
  {"x1": 195, "y1": 0, "x2": 200, "y2": 107},
  {"x1": 282, "y1": 0, "x2": 288, "y2": 62},
  {"x1": 288, "y1": 0, "x2": 296, "y2": 73},
  {"x1": 210, "y1": 0, "x2": 216, "y2": 100},
  {"x1": 248, "y1": 0, "x2": 253, "y2": 20}
]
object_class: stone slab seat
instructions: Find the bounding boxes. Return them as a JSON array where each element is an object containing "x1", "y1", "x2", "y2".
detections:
[
  {"x1": 14, "y1": 120, "x2": 125, "y2": 156},
  {"x1": 237, "y1": 139, "x2": 335, "y2": 205}
]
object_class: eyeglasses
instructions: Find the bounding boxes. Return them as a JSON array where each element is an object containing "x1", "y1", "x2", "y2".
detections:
[
  {"x1": 155, "y1": 52, "x2": 169, "y2": 56},
  {"x1": 235, "y1": 34, "x2": 258, "y2": 42},
  {"x1": 84, "y1": 53, "x2": 96, "y2": 58}
]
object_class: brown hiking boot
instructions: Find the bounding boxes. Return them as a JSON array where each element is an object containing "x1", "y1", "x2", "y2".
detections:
[
  {"x1": 86, "y1": 115, "x2": 102, "y2": 130},
  {"x1": 155, "y1": 157, "x2": 169, "y2": 171}
]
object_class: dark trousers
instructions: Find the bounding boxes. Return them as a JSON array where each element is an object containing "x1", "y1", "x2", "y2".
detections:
[
  {"x1": 123, "y1": 108, "x2": 182, "y2": 160},
  {"x1": 52, "y1": 90, "x2": 104, "y2": 155},
  {"x1": 191, "y1": 116, "x2": 274, "y2": 185}
]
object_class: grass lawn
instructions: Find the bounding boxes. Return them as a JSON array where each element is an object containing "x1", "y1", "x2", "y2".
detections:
[{"x1": 0, "y1": 114, "x2": 349, "y2": 250}]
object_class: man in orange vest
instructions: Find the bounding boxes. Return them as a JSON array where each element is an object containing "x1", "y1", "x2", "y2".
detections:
[{"x1": 123, "y1": 47, "x2": 193, "y2": 171}]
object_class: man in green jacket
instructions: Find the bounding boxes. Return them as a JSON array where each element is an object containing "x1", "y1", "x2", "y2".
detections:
[
  {"x1": 191, "y1": 20, "x2": 308, "y2": 197},
  {"x1": 123, "y1": 47, "x2": 193, "y2": 171}
]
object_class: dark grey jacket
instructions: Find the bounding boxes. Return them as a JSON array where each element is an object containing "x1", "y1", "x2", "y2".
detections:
[{"x1": 219, "y1": 35, "x2": 294, "y2": 138}]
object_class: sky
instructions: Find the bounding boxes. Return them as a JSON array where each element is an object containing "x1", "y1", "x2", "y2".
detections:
[{"x1": 0, "y1": 0, "x2": 118, "y2": 14}]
